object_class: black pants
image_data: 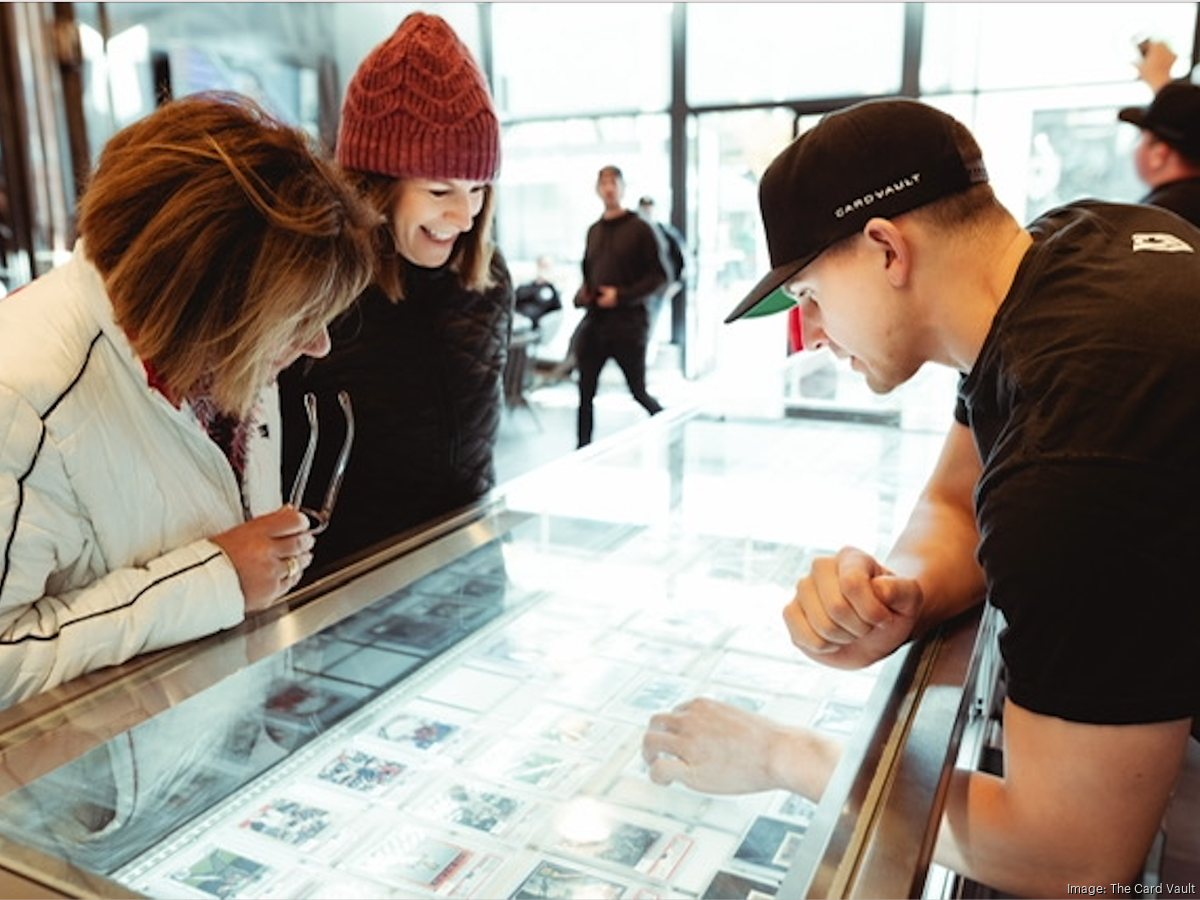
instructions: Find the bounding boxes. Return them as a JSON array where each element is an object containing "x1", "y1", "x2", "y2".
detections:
[{"x1": 575, "y1": 312, "x2": 663, "y2": 447}]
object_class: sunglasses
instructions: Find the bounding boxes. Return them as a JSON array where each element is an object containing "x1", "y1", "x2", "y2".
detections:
[{"x1": 288, "y1": 391, "x2": 354, "y2": 534}]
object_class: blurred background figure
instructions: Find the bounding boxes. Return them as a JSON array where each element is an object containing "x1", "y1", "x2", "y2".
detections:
[
  {"x1": 514, "y1": 253, "x2": 563, "y2": 335},
  {"x1": 572, "y1": 165, "x2": 666, "y2": 448},
  {"x1": 279, "y1": 12, "x2": 513, "y2": 579},
  {"x1": 1119, "y1": 39, "x2": 1200, "y2": 226},
  {"x1": 636, "y1": 194, "x2": 688, "y2": 366}
]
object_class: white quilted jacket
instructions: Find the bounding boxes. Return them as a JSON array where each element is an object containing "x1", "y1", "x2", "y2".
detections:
[{"x1": 0, "y1": 246, "x2": 282, "y2": 708}]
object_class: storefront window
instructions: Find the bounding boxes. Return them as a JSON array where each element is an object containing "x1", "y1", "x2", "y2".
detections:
[
  {"x1": 921, "y1": 3, "x2": 1196, "y2": 94},
  {"x1": 491, "y1": 3, "x2": 671, "y2": 118},
  {"x1": 686, "y1": 4, "x2": 906, "y2": 106}
]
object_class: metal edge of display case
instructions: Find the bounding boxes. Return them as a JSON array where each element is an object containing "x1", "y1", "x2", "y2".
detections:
[
  {"x1": 0, "y1": 834, "x2": 139, "y2": 899},
  {"x1": 781, "y1": 605, "x2": 990, "y2": 899}
]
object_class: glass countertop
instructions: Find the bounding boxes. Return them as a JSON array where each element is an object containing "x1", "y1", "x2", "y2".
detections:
[{"x1": 0, "y1": 408, "x2": 955, "y2": 899}]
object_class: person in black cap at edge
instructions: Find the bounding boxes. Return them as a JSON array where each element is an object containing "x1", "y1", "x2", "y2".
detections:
[
  {"x1": 642, "y1": 97, "x2": 1200, "y2": 898},
  {"x1": 1118, "y1": 39, "x2": 1200, "y2": 226}
]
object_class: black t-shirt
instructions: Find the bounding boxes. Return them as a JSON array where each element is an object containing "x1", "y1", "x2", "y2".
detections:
[
  {"x1": 956, "y1": 200, "x2": 1200, "y2": 734},
  {"x1": 279, "y1": 255, "x2": 514, "y2": 576},
  {"x1": 1143, "y1": 176, "x2": 1200, "y2": 231}
]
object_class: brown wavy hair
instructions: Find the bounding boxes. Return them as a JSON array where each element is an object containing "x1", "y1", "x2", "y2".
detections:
[
  {"x1": 78, "y1": 91, "x2": 378, "y2": 416},
  {"x1": 347, "y1": 169, "x2": 498, "y2": 302}
]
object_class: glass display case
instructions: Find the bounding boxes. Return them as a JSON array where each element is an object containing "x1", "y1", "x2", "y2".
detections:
[{"x1": 0, "y1": 407, "x2": 993, "y2": 899}]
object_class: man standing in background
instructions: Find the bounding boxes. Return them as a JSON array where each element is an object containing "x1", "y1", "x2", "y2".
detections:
[
  {"x1": 1119, "y1": 39, "x2": 1200, "y2": 225},
  {"x1": 572, "y1": 165, "x2": 667, "y2": 447}
]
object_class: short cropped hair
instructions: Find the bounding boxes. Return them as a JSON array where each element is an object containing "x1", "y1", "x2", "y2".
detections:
[
  {"x1": 350, "y1": 170, "x2": 499, "y2": 301},
  {"x1": 79, "y1": 91, "x2": 377, "y2": 416}
]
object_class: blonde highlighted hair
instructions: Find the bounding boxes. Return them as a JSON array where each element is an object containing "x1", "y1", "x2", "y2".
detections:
[{"x1": 79, "y1": 91, "x2": 378, "y2": 416}]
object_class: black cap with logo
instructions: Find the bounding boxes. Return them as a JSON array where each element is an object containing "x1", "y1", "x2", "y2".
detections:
[
  {"x1": 1118, "y1": 81, "x2": 1200, "y2": 160},
  {"x1": 725, "y1": 98, "x2": 990, "y2": 323}
]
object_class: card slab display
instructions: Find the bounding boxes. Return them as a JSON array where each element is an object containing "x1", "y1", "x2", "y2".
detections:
[
  {"x1": 420, "y1": 664, "x2": 525, "y2": 714},
  {"x1": 544, "y1": 800, "x2": 693, "y2": 882},
  {"x1": 604, "y1": 673, "x2": 699, "y2": 724},
  {"x1": 506, "y1": 857, "x2": 636, "y2": 900},
  {"x1": 106, "y1": 494, "x2": 897, "y2": 900},
  {"x1": 809, "y1": 698, "x2": 867, "y2": 737},
  {"x1": 416, "y1": 775, "x2": 547, "y2": 842},
  {"x1": 702, "y1": 868, "x2": 779, "y2": 899},
  {"x1": 346, "y1": 824, "x2": 502, "y2": 897},
  {"x1": 733, "y1": 815, "x2": 813, "y2": 875},
  {"x1": 511, "y1": 703, "x2": 626, "y2": 757},
  {"x1": 467, "y1": 736, "x2": 594, "y2": 797},
  {"x1": 373, "y1": 700, "x2": 478, "y2": 761},
  {"x1": 591, "y1": 633, "x2": 704, "y2": 674}
]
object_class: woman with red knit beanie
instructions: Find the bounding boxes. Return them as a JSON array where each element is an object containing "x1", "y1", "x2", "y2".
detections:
[{"x1": 278, "y1": 12, "x2": 514, "y2": 579}]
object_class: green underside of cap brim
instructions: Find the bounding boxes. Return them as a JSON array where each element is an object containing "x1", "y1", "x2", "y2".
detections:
[{"x1": 742, "y1": 286, "x2": 798, "y2": 319}]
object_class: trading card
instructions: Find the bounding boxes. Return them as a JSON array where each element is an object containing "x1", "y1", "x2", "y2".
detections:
[
  {"x1": 420, "y1": 664, "x2": 524, "y2": 714},
  {"x1": 467, "y1": 737, "x2": 591, "y2": 795},
  {"x1": 352, "y1": 828, "x2": 468, "y2": 888},
  {"x1": 236, "y1": 795, "x2": 334, "y2": 850},
  {"x1": 412, "y1": 590, "x2": 504, "y2": 629},
  {"x1": 307, "y1": 744, "x2": 412, "y2": 798},
  {"x1": 323, "y1": 645, "x2": 425, "y2": 690},
  {"x1": 224, "y1": 782, "x2": 378, "y2": 865},
  {"x1": 507, "y1": 858, "x2": 629, "y2": 899},
  {"x1": 547, "y1": 657, "x2": 640, "y2": 710},
  {"x1": 374, "y1": 701, "x2": 474, "y2": 759},
  {"x1": 723, "y1": 596, "x2": 810, "y2": 661},
  {"x1": 349, "y1": 825, "x2": 500, "y2": 896},
  {"x1": 771, "y1": 793, "x2": 818, "y2": 824},
  {"x1": 418, "y1": 776, "x2": 543, "y2": 840},
  {"x1": 511, "y1": 703, "x2": 623, "y2": 755},
  {"x1": 622, "y1": 603, "x2": 730, "y2": 648},
  {"x1": 701, "y1": 869, "x2": 778, "y2": 899},
  {"x1": 607, "y1": 750, "x2": 714, "y2": 821},
  {"x1": 592, "y1": 633, "x2": 702, "y2": 674},
  {"x1": 605, "y1": 674, "x2": 697, "y2": 724},
  {"x1": 165, "y1": 846, "x2": 273, "y2": 899},
  {"x1": 707, "y1": 651, "x2": 823, "y2": 697},
  {"x1": 545, "y1": 799, "x2": 694, "y2": 880},
  {"x1": 263, "y1": 867, "x2": 402, "y2": 900},
  {"x1": 734, "y1": 815, "x2": 810, "y2": 873},
  {"x1": 262, "y1": 675, "x2": 371, "y2": 747},
  {"x1": 810, "y1": 698, "x2": 864, "y2": 737},
  {"x1": 364, "y1": 610, "x2": 462, "y2": 654},
  {"x1": 472, "y1": 615, "x2": 593, "y2": 675},
  {"x1": 699, "y1": 536, "x2": 805, "y2": 583},
  {"x1": 289, "y1": 634, "x2": 361, "y2": 677}
]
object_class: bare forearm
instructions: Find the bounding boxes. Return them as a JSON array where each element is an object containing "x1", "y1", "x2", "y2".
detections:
[
  {"x1": 935, "y1": 768, "x2": 1146, "y2": 899},
  {"x1": 768, "y1": 726, "x2": 845, "y2": 800},
  {"x1": 885, "y1": 422, "x2": 987, "y2": 638},
  {"x1": 885, "y1": 499, "x2": 986, "y2": 638},
  {"x1": 933, "y1": 709, "x2": 1188, "y2": 898}
]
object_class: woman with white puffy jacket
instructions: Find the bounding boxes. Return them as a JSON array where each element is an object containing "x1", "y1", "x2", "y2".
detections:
[{"x1": 0, "y1": 91, "x2": 375, "y2": 709}]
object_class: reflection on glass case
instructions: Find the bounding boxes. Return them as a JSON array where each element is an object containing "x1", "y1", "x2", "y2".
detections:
[{"x1": 0, "y1": 412, "x2": 968, "y2": 899}]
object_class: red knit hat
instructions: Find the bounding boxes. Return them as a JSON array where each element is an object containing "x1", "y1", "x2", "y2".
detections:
[{"x1": 336, "y1": 13, "x2": 500, "y2": 181}]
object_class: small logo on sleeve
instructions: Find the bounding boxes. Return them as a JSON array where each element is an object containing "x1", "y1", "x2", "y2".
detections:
[{"x1": 1132, "y1": 232, "x2": 1195, "y2": 253}]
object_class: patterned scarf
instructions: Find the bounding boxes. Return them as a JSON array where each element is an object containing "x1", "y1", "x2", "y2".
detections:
[{"x1": 145, "y1": 362, "x2": 253, "y2": 489}]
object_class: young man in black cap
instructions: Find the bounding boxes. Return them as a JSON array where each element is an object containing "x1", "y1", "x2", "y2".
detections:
[{"x1": 643, "y1": 98, "x2": 1200, "y2": 897}]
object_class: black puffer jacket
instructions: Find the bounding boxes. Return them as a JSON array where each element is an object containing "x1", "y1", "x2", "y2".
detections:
[{"x1": 279, "y1": 253, "x2": 514, "y2": 577}]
